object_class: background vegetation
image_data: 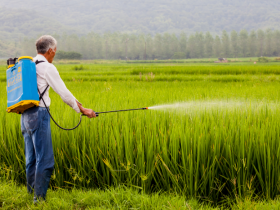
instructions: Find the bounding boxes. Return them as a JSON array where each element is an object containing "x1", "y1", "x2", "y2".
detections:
[
  {"x1": 16, "y1": 29, "x2": 280, "y2": 60},
  {"x1": 55, "y1": 51, "x2": 82, "y2": 60}
]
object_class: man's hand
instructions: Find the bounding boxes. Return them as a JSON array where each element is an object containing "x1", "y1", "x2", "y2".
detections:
[{"x1": 76, "y1": 101, "x2": 96, "y2": 118}]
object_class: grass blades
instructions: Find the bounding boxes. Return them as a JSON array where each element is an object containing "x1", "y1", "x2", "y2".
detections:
[{"x1": 1, "y1": 63, "x2": 280, "y2": 204}]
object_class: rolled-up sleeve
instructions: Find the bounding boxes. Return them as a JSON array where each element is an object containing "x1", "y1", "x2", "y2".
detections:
[{"x1": 44, "y1": 65, "x2": 81, "y2": 113}]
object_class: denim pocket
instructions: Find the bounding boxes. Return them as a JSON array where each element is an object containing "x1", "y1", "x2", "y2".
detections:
[{"x1": 22, "y1": 107, "x2": 40, "y2": 133}]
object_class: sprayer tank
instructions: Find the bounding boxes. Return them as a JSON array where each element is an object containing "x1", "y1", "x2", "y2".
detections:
[{"x1": 6, "y1": 56, "x2": 39, "y2": 114}]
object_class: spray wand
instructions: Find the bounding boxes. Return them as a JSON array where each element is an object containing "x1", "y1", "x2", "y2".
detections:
[{"x1": 94, "y1": 107, "x2": 148, "y2": 115}]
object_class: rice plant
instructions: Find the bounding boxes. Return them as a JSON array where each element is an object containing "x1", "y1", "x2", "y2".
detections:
[{"x1": 1, "y1": 63, "x2": 280, "y2": 203}]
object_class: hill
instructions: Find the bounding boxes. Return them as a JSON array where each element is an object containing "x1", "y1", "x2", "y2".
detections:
[{"x1": 1, "y1": 0, "x2": 280, "y2": 40}]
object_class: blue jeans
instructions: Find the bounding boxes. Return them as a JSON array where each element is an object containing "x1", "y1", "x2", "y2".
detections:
[{"x1": 21, "y1": 106, "x2": 54, "y2": 202}]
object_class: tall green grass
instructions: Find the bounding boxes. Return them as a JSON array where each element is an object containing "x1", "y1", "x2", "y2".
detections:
[
  {"x1": 3, "y1": 180, "x2": 280, "y2": 209},
  {"x1": 1, "y1": 63, "x2": 280, "y2": 203}
]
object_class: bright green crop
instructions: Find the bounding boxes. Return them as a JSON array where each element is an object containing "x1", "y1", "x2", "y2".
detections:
[{"x1": 1, "y1": 63, "x2": 280, "y2": 203}]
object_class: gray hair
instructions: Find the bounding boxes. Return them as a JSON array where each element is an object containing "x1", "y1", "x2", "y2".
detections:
[{"x1": 35, "y1": 35, "x2": 57, "y2": 54}]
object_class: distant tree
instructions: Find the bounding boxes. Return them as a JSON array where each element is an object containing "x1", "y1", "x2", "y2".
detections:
[
  {"x1": 273, "y1": 30, "x2": 280, "y2": 56},
  {"x1": 239, "y1": 29, "x2": 249, "y2": 57},
  {"x1": 221, "y1": 30, "x2": 230, "y2": 57},
  {"x1": 172, "y1": 52, "x2": 186, "y2": 59},
  {"x1": 257, "y1": 29, "x2": 265, "y2": 57},
  {"x1": 65, "y1": 34, "x2": 80, "y2": 52},
  {"x1": 196, "y1": 32, "x2": 204, "y2": 58},
  {"x1": 21, "y1": 38, "x2": 36, "y2": 56},
  {"x1": 110, "y1": 33, "x2": 122, "y2": 59},
  {"x1": 138, "y1": 34, "x2": 146, "y2": 60},
  {"x1": 204, "y1": 32, "x2": 214, "y2": 58},
  {"x1": 258, "y1": 57, "x2": 269, "y2": 62},
  {"x1": 154, "y1": 33, "x2": 163, "y2": 59},
  {"x1": 213, "y1": 35, "x2": 221, "y2": 57},
  {"x1": 145, "y1": 34, "x2": 153, "y2": 59},
  {"x1": 128, "y1": 34, "x2": 139, "y2": 59},
  {"x1": 1, "y1": 40, "x2": 20, "y2": 57},
  {"x1": 79, "y1": 36, "x2": 87, "y2": 59},
  {"x1": 187, "y1": 34, "x2": 196, "y2": 58},
  {"x1": 249, "y1": 30, "x2": 257, "y2": 57},
  {"x1": 179, "y1": 32, "x2": 187, "y2": 54},
  {"x1": 95, "y1": 34, "x2": 104, "y2": 59},
  {"x1": 170, "y1": 33, "x2": 179, "y2": 58},
  {"x1": 58, "y1": 33, "x2": 69, "y2": 54},
  {"x1": 55, "y1": 51, "x2": 82, "y2": 60},
  {"x1": 103, "y1": 32, "x2": 111, "y2": 60},
  {"x1": 85, "y1": 32, "x2": 96, "y2": 59},
  {"x1": 231, "y1": 30, "x2": 239, "y2": 58},
  {"x1": 162, "y1": 33, "x2": 171, "y2": 59},
  {"x1": 265, "y1": 29, "x2": 273, "y2": 56}
]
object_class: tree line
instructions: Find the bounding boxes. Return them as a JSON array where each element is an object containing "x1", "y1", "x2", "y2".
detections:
[{"x1": 21, "y1": 29, "x2": 280, "y2": 60}]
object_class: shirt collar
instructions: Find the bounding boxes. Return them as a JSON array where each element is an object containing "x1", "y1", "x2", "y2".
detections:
[{"x1": 33, "y1": 54, "x2": 48, "y2": 63}]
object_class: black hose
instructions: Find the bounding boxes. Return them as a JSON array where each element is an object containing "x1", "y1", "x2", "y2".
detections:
[{"x1": 41, "y1": 96, "x2": 83, "y2": 131}]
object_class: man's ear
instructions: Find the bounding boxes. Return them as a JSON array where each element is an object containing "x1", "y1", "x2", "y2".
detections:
[{"x1": 47, "y1": 48, "x2": 52, "y2": 54}]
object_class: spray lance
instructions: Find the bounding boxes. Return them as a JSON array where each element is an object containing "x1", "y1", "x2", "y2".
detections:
[{"x1": 95, "y1": 107, "x2": 148, "y2": 115}]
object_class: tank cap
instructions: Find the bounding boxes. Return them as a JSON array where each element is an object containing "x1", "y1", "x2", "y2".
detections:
[
  {"x1": 7, "y1": 58, "x2": 17, "y2": 66},
  {"x1": 18, "y1": 56, "x2": 33, "y2": 61}
]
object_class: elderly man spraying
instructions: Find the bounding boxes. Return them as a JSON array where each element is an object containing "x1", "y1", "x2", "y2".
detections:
[{"x1": 21, "y1": 35, "x2": 96, "y2": 203}]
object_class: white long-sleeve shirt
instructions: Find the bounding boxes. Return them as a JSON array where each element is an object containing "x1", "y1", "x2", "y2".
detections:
[{"x1": 34, "y1": 54, "x2": 80, "y2": 113}]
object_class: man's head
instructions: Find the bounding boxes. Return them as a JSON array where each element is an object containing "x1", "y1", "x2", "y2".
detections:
[{"x1": 36, "y1": 35, "x2": 57, "y2": 63}]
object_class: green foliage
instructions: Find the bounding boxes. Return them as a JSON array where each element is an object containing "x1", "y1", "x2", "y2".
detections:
[
  {"x1": 172, "y1": 52, "x2": 186, "y2": 59},
  {"x1": 258, "y1": 57, "x2": 269, "y2": 63},
  {"x1": 0, "y1": 180, "x2": 204, "y2": 209},
  {"x1": 55, "y1": 51, "x2": 82, "y2": 60},
  {"x1": 2, "y1": 62, "x2": 280, "y2": 204},
  {"x1": 2, "y1": 180, "x2": 280, "y2": 209},
  {"x1": 72, "y1": 65, "x2": 84, "y2": 71},
  {"x1": 15, "y1": 29, "x2": 280, "y2": 60}
]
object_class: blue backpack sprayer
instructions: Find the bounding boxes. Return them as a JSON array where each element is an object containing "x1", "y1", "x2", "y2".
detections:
[{"x1": 6, "y1": 56, "x2": 148, "y2": 130}]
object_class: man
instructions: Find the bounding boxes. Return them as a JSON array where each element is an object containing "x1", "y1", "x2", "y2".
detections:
[{"x1": 21, "y1": 35, "x2": 96, "y2": 203}]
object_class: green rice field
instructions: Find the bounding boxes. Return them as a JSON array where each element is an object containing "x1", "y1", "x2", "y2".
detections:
[{"x1": 1, "y1": 60, "x2": 280, "y2": 204}]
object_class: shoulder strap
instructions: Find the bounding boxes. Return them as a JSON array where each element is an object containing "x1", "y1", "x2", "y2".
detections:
[
  {"x1": 35, "y1": 60, "x2": 45, "y2": 65},
  {"x1": 38, "y1": 85, "x2": 49, "y2": 101},
  {"x1": 35, "y1": 60, "x2": 48, "y2": 100}
]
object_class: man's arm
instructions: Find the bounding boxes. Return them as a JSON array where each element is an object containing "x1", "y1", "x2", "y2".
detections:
[{"x1": 45, "y1": 65, "x2": 96, "y2": 118}]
